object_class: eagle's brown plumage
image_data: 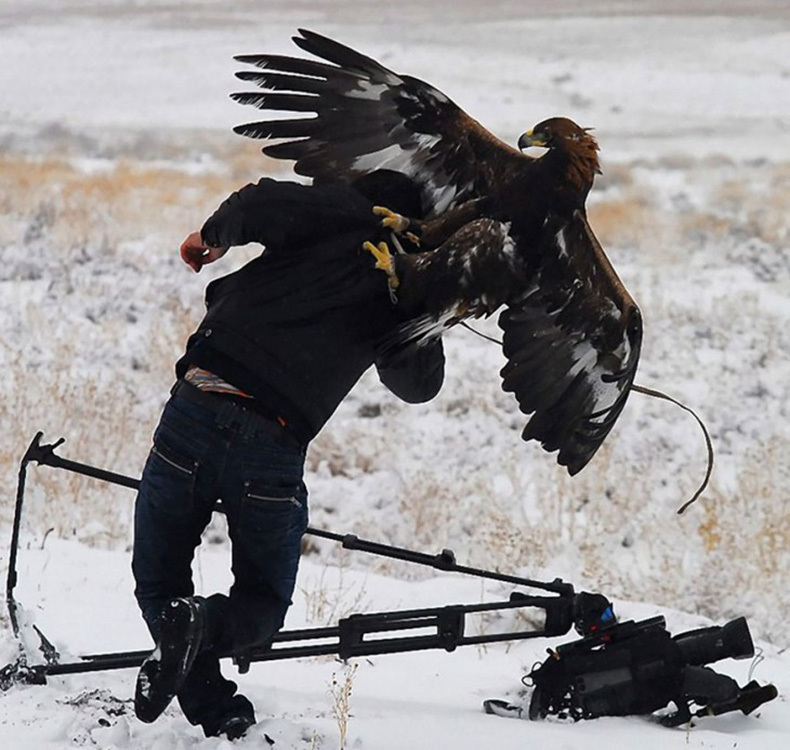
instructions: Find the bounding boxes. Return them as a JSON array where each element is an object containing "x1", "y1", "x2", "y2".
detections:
[{"x1": 231, "y1": 29, "x2": 642, "y2": 475}]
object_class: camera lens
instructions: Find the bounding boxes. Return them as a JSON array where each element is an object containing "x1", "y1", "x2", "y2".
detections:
[{"x1": 673, "y1": 617, "x2": 754, "y2": 666}]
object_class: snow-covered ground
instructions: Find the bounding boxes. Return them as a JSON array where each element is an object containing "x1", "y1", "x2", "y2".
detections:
[
  {"x1": 2, "y1": 536, "x2": 789, "y2": 749},
  {"x1": 2, "y1": 1, "x2": 789, "y2": 748}
]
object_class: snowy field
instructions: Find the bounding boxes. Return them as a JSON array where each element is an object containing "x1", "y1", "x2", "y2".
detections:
[{"x1": 1, "y1": 1, "x2": 790, "y2": 747}]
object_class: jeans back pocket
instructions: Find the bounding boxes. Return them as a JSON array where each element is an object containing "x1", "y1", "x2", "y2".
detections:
[
  {"x1": 143, "y1": 437, "x2": 200, "y2": 516},
  {"x1": 239, "y1": 477, "x2": 308, "y2": 542},
  {"x1": 152, "y1": 443, "x2": 197, "y2": 477},
  {"x1": 243, "y1": 479, "x2": 303, "y2": 508}
]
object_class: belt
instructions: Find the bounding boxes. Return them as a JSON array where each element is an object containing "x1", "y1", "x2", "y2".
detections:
[{"x1": 170, "y1": 379, "x2": 303, "y2": 449}]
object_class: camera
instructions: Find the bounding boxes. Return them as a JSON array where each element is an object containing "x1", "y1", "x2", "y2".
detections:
[{"x1": 526, "y1": 612, "x2": 777, "y2": 725}]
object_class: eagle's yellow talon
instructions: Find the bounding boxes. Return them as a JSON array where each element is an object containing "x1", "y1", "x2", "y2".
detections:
[
  {"x1": 362, "y1": 240, "x2": 400, "y2": 301},
  {"x1": 363, "y1": 240, "x2": 393, "y2": 273},
  {"x1": 373, "y1": 205, "x2": 410, "y2": 234}
]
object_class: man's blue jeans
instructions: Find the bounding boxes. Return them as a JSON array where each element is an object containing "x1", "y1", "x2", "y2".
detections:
[{"x1": 132, "y1": 388, "x2": 308, "y2": 732}]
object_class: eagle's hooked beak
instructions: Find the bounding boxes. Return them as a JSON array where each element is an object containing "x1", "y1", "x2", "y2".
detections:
[{"x1": 518, "y1": 129, "x2": 549, "y2": 151}]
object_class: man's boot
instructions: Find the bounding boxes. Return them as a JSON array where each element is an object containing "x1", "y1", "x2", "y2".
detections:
[{"x1": 135, "y1": 597, "x2": 206, "y2": 723}]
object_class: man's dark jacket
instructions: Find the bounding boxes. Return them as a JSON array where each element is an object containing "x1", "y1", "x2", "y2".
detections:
[{"x1": 176, "y1": 178, "x2": 444, "y2": 443}]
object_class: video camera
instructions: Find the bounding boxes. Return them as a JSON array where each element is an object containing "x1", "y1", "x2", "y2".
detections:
[{"x1": 525, "y1": 594, "x2": 777, "y2": 726}]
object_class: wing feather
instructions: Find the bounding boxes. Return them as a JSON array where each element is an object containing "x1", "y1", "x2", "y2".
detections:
[
  {"x1": 234, "y1": 117, "x2": 318, "y2": 140},
  {"x1": 234, "y1": 53, "x2": 363, "y2": 82},
  {"x1": 231, "y1": 92, "x2": 322, "y2": 112},
  {"x1": 499, "y1": 211, "x2": 642, "y2": 474},
  {"x1": 232, "y1": 29, "x2": 529, "y2": 216}
]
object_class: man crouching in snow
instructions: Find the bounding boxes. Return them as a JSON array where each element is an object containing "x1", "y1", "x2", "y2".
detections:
[{"x1": 132, "y1": 170, "x2": 444, "y2": 739}]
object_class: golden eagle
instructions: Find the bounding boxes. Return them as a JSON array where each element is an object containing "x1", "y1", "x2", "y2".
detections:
[{"x1": 230, "y1": 29, "x2": 642, "y2": 476}]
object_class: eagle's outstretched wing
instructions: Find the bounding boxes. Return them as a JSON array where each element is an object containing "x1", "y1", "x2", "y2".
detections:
[
  {"x1": 232, "y1": 29, "x2": 527, "y2": 215},
  {"x1": 499, "y1": 210, "x2": 642, "y2": 475}
]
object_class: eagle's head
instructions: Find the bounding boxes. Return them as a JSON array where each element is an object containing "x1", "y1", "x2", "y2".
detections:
[
  {"x1": 518, "y1": 117, "x2": 602, "y2": 190},
  {"x1": 517, "y1": 117, "x2": 596, "y2": 151}
]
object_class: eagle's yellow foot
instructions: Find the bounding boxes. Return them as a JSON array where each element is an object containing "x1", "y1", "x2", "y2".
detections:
[
  {"x1": 373, "y1": 206, "x2": 410, "y2": 235},
  {"x1": 362, "y1": 240, "x2": 400, "y2": 302},
  {"x1": 362, "y1": 240, "x2": 398, "y2": 280}
]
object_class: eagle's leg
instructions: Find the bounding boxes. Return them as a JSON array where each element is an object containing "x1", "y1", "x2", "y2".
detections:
[
  {"x1": 362, "y1": 240, "x2": 400, "y2": 302},
  {"x1": 373, "y1": 206, "x2": 421, "y2": 247}
]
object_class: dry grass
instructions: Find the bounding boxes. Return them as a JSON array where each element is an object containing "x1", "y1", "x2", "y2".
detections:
[
  {"x1": 712, "y1": 164, "x2": 790, "y2": 246},
  {"x1": 0, "y1": 149, "x2": 278, "y2": 251},
  {"x1": 588, "y1": 191, "x2": 660, "y2": 249},
  {"x1": 330, "y1": 662, "x2": 358, "y2": 750},
  {"x1": 300, "y1": 552, "x2": 371, "y2": 626},
  {"x1": 307, "y1": 428, "x2": 394, "y2": 479},
  {"x1": 590, "y1": 158, "x2": 790, "y2": 264}
]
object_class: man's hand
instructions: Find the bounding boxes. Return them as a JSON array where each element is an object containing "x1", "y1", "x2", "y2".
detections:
[{"x1": 179, "y1": 231, "x2": 228, "y2": 273}]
